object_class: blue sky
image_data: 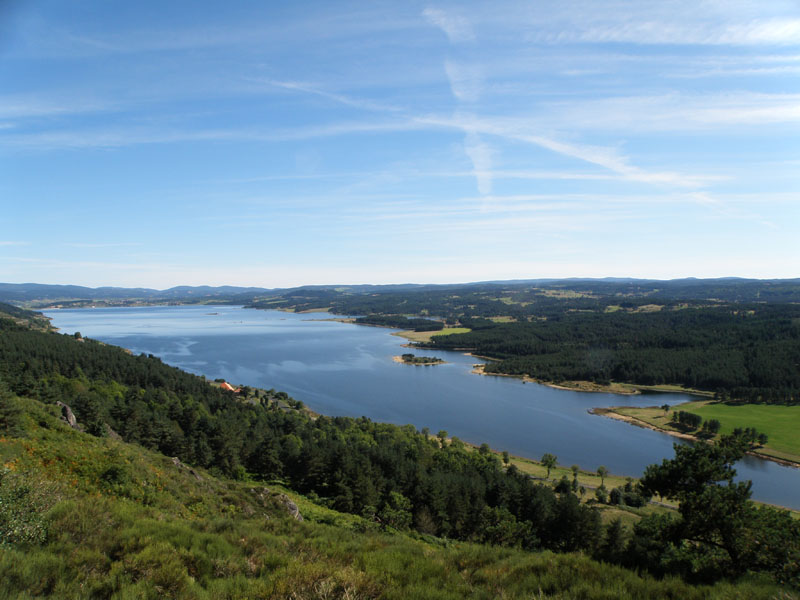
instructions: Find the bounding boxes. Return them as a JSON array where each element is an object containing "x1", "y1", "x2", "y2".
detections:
[{"x1": 2, "y1": 1, "x2": 799, "y2": 288}]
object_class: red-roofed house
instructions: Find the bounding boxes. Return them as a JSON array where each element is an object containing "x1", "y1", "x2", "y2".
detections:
[{"x1": 220, "y1": 381, "x2": 241, "y2": 393}]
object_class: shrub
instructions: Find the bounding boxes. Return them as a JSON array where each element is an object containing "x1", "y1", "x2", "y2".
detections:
[{"x1": 0, "y1": 467, "x2": 59, "y2": 548}]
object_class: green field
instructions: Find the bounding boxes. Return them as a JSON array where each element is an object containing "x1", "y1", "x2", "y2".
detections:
[
  {"x1": 611, "y1": 401, "x2": 800, "y2": 464},
  {"x1": 395, "y1": 327, "x2": 471, "y2": 343},
  {"x1": 689, "y1": 402, "x2": 800, "y2": 459},
  {"x1": 432, "y1": 327, "x2": 471, "y2": 336}
]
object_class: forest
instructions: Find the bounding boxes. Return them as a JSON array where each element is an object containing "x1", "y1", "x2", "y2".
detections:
[
  {"x1": 1, "y1": 303, "x2": 798, "y2": 591},
  {"x1": 425, "y1": 304, "x2": 800, "y2": 403},
  {"x1": 244, "y1": 280, "x2": 800, "y2": 403},
  {"x1": 249, "y1": 278, "x2": 800, "y2": 319},
  {"x1": 355, "y1": 315, "x2": 444, "y2": 331},
  {"x1": 0, "y1": 314, "x2": 599, "y2": 552}
]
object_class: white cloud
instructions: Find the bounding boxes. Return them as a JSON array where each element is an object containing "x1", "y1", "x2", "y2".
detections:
[
  {"x1": 422, "y1": 8, "x2": 475, "y2": 43},
  {"x1": 0, "y1": 95, "x2": 114, "y2": 120},
  {"x1": 16, "y1": 8, "x2": 423, "y2": 60},
  {"x1": 514, "y1": 2, "x2": 800, "y2": 47},
  {"x1": 0, "y1": 119, "x2": 426, "y2": 151},
  {"x1": 443, "y1": 60, "x2": 483, "y2": 102},
  {"x1": 540, "y1": 92, "x2": 800, "y2": 132},
  {"x1": 417, "y1": 113, "x2": 710, "y2": 188},
  {"x1": 568, "y1": 19, "x2": 800, "y2": 46},
  {"x1": 719, "y1": 19, "x2": 800, "y2": 45},
  {"x1": 462, "y1": 131, "x2": 493, "y2": 194},
  {"x1": 64, "y1": 242, "x2": 142, "y2": 248},
  {"x1": 257, "y1": 78, "x2": 403, "y2": 114}
]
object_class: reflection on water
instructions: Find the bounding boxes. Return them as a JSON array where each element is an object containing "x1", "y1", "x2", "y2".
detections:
[{"x1": 45, "y1": 304, "x2": 800, "y2": 510}]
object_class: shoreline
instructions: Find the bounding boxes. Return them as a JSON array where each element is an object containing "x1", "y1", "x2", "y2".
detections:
[
  {"x1": 470, "y1": 364, "x2": 638, "y2": 395},
  {"x1": 594, "y1": 407, "x2": 800, "y2": 470},
  {"x1": 304, "y1": 317, "x2": 356, "y2": 324},
  {"x1": 468, "y1": 363, "x2": 712, "y2": 397}
]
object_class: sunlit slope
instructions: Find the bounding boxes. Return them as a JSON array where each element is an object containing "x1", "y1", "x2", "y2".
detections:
[{"x1": 0, "y1": 395, "x2": 786, "y2": 600}]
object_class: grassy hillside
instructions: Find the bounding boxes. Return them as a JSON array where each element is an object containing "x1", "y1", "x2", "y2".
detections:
[
  {"x1": 1, "y1": 307, "x2": 798, "y2": 596},
  {"x1": 1, "y1": 394, "x2": 791, "y2": 600},
  {"x1": 0, "y1": 301, "x2": 52, "y2": 332}
]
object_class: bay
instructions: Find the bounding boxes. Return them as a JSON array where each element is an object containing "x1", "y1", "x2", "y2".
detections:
[{"x1": 45, "y1": 304, "x2": 800, "y2": 510}]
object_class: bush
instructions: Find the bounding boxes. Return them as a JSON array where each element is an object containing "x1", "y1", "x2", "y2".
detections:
[{"x1": 0, "y1": 467, "x2": 59, "y2": 548}]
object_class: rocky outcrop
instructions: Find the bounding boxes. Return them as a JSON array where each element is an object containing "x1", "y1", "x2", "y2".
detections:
[
  {"x1": 171, "y1": 456, "x2": 203, "y2": 481},
  {"x1": 56, "y1": 401, "x2": 78, "y2": 429},
  {"x1": 276, "y1": 494, "x2": 303, "y2": 521},
  {"x1": 251, "y1": 487, "x2": 303, "y2": 521},
  {"x1": 104, "y1": 423, "x2": 123, "y2": 441}
]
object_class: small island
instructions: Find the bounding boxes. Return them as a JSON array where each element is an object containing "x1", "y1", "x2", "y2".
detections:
[{"x1": 394, "y1": 353, "x2": 446, "y2": 366}]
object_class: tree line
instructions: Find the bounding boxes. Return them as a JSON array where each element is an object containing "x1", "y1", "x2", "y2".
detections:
[
  {"x1": 424, "y1": 305, "x2": 800, "y2": 403},
  {"x1": 355, "y1": 315, "x2": 444, "y2": 331},
  {"x1": 0, "y1": 322, "x2": 598, "y2": 553},
  {"x1": 1, "y1": 311, "x2": 797, "y2": 586}
]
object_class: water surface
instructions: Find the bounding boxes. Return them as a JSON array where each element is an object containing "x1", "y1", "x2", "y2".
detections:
[{"x1": 46, "y1": 304, "x2": 800, "y2": 509}]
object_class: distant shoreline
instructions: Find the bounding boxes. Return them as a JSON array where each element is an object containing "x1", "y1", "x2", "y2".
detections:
[
  {"x1": 470, "y1": 363, "x2": 655, "y2": 396},
  {"x1": 469, "y1": 364, "x2": 713, "y2": 397}
]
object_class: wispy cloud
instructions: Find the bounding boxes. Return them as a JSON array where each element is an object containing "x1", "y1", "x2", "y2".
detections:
[
  {"x1": 424, "y1": 7, "x2": 496, "y2": 198},
  {"x1": 507, "y1": 1, "x2": 800, "y2": 47},
  {"x1": 15, "y1": 7, "x2": 424, "y2": 61},
  {"x1": 0, "y1": 119, "x2": 425, "y2": 151},
  {"x1": 415, "y1": 113, "x2": 711, "y2": 188},
  {"x1": 561, "y1": 18, "x2": 800, "y2": 46},
  {"x1": 443, "y1": 60, "x2": 483, "y2": 103},
  {"x1": 0, "y1": 241, "x2": 29, "y2": 246},
  {"x1": 64, "y1": 242, "x2": 142, "y2": 248},
  {"x1": 0, "y1": 94, "x2": 115, "y2": 120},
  {"x1": 462, "y1": 130, "x2": 493, "y2": 194},
  {"x1": 422, "y1": 8, "x2": 475, "y2": 43},
  {"x1": 255, "y1": 78, "x2": 404, "y2": 114},
  {"x1": 538, "y1": 92, "x2": 800, "y2": 132}
]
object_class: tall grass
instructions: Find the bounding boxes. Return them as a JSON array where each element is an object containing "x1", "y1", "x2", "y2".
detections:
[{"x1": 0, "y1": 396, "x2": 794, "y2": 599}]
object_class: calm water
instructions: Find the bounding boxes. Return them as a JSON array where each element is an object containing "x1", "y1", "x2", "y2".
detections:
[{"x1": 45, "y1": 304, "x2": 800, "y2": 509}]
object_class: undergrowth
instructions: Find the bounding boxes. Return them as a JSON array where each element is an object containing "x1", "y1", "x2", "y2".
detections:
[{"x1": 0, "y1": 395, "x2": 793, "y2": 599}]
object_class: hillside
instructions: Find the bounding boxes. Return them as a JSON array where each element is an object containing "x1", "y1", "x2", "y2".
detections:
[
  {"x1": 1, "y1": 397, "x2": 793, "y2": 599},
  {"x1": 1, "y1": 305, "x2": 798, "y2": 596}
]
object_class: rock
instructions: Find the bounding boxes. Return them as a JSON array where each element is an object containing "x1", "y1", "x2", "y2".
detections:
[
  {"x1": 277, "y1": 494, "x2": 303, "y2": 522},
  {"x1": 252, "y1": 487, "x2": 303, "y2": 521},
  {"x1": 104, "y1": 423, "x2": 123, "y2": 441},
  {"x1": 170, "y1": 456, "x2": 203, "y2": 481},
  {"x1": 56, "y1": 401, "x2": 78, "y2": 428}
]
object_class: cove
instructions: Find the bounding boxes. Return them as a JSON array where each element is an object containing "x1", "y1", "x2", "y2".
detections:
[{"x1": 45, "y1": 304, "x2": 800, "y2": 510}]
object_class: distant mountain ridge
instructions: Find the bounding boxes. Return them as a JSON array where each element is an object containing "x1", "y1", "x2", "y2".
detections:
[
  {"x1": 2, "y1": 277, "x2": 800, "y2": 305},
  {"x1": 0, "y1": 283, "x2": 279, "y2": 303}
]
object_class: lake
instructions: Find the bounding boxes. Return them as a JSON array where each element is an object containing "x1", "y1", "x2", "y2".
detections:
[{"x1": 45, "y1": 304, "x2": 800, "y2": 509}]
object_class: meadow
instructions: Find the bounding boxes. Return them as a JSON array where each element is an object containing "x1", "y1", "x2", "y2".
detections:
[{"x1": 609, "y1": 401, "x2": 800, "y2": 464}]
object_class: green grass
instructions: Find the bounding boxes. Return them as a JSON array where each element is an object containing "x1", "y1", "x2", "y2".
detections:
[
  {"x1": 431, "y1": 327, "x2": 471, "y2": 336},
  {"x1": 394, "y1": 327, "x2": 471, "y2": 343},
  {"x1": 2, "y1": 395, "x2": 793, "y2": 599},
  {"x1": 459, "y1": 443, "x2": 681, "y2": 517},
  {"x1": 689, "y1": 401, "x2": 800, "y2": 459},
  {"x1": 610, "y1": 401, "x2": 800, "y2": 465}
]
